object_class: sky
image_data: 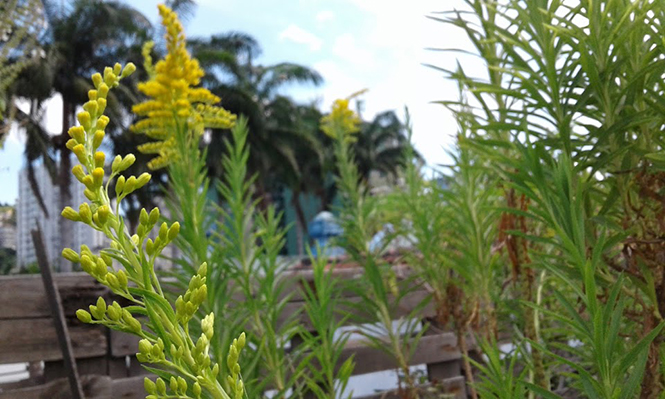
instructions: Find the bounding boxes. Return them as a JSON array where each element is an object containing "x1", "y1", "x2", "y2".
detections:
[{"x1": 0, "y1": 0, "x2": 479, "y2": 205}]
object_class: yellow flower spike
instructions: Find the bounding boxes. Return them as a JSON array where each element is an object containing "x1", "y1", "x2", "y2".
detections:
[
  {"x1": 77, "y1": 111, "x2": 92, "y2": 131},
  {"x1": 131, "y1": 4, "x2": 236, "y2": 169},
  {"x1": 94, "y1": 152, "x2": 105, "y2": 168}
]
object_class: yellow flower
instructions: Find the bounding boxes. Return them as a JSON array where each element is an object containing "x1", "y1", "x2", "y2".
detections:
[
  {"x1": 321, "y1": 89, "x2": 367, "y2": 140},
  {"x1": 131, "y1": 5, "x2": 236, "y2": 170}
]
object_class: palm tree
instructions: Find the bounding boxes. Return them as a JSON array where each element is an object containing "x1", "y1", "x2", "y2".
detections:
[
  {"x1": 10, "y1": 0, "x2": 152, "y2": 270},
  {"x1": 188, "y1": 33, "x2": 323, "y2": 207}
]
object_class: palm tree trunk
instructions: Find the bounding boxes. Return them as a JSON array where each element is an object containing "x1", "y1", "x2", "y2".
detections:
[
  {"x1": 291, "y1": 190, "x2": 308, "y2": 256},
  {"x1": 57, "y1": 101, "x2": 73, "y2": 272}
]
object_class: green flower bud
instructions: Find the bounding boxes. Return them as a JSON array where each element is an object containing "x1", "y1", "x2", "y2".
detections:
[
  {"x1": 96, "y1": 258, "x2": 108, "y2": 277},
  {"x1": 149, "y1": 208, "x2": 160, "y2": 225},
  {"x1": 238, "y1": 332, "x2": 246, "y2": 349},
  {"x1": 193, "y1": 382, "x2": 201, "y2": 398},
  {"x1": 121, "y1": 62, "x2": 136, "y2": 78},
  {"x1": 120, "y1": 154, "x2": 136, "y2": 171},
  {"x1": 61, "y1": 248, "x2": 80, "y2": 263},
  {"x1": 107, "y1": 304, "x2": 120, "y2": 321},
  {"x1": 84, "y1": 189, "x2": 97, "y2": 201},
  {"x1": 151, "y1": 343, "x2": 162, "y2": 359},
  {"x1": 116, "y1": 269, "x2": 128, "y2": 288},
  {"x1": 124, "y1": 176, "x2": 136, "y2": 194},
  {"x1": 80, "y1": 255, "x2": 94, "y2": 274},
  {"x1": 61, "y1": 207, "x2": 81, "y2": 222},
  {"x1": 101, "y1": 252, "x2": 112, "y2": 266},
  {"x1": 115, "y1": 175, "x2": 126, "y2": 197},
  {"x1": 139, "y1": 208, "x2": 149, "y2": 226},
  {"x1": 91, "y1": 73, "x2": 103, "y2": 89},
  {"x1": 96, "y1": 297, "x2": 107, "y2": 315},
  {"x1": 78, "y1": 203, "x2": 92, "y2": 224},
  {"x1": 167, "y1": 222, "x2": 180, "y2": 240},
  {"x1": 106, "y1": 273, "x2": 119, "y2": 290},
  {"x1": 92, "y1": 130, "x2": 105, "y2": 150},
  {"x1": 89, "y1": 304, "x2": 104, "y2": 320},
  {"x1": 155, "y1": 378, "x2": 166, "y2": 395},
  {"x1": 197, "y1": 262, "x2": 207, "y2": 277},
  {"x1": 97, "y1": 205, "x2": 111, "y2": 225},
  {"x1": 131, "y1": 234, "x2": 139, "y2": 247},
  {"x1": 138, "y1": 339, "x2": 151, "y2": 355},
  {"x1": 195, "y1": 284, "x2": 207, "y2": 305},
  {"x1": 126, "y1": 314, "x2": 142, "y2": 334},
  {"x1": 145, "y1": 238, "x2": 154, "y2": 256},
  {"x1": 111, "y1": 155, "x2": 122, "y2": 173},
  {"x1": 135, "y1": 172, "x2": 151, "y2": 190},
  {"x1": 144, "y1": 377, "x2": 156, "y2": 395},
  {"x1": 76, "y1": 309, "x2": 92, "y2": 323},
  {"x1": 212, "y1": 362, "x2": 219, "y2": 377},
  {"x1": 158, "y1": 222, "x2": 168, "y2": 241},
  {"x1": 170, "y1": 376, "x2": 178, "y2": 394},
  {"x1": 72, "y1": 165, "x2": 86, "y2": 183}
]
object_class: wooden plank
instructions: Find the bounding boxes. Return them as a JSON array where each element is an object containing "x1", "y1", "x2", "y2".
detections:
[
  {"x1": 0, "y1": 274, "x2": 107, "y2": 320},
  {"x1": 0, "y1": 375, "x2": 112, "y2": 399},
  {"x1": 355, "y1": 376, "x2": 467, "y2": 399},
  {"x1": 346, "y1": 332, "x2": 460, "y2": 376},
  {"x1": 43, "y1": 357, "x2": 108, "y2": 382},
  {"x1": 33, "y1": 228, "x2": 84, "y2": 399},
  {"x1": 111, "y1": 375, "x2": 154, "y2": 399},
  {"x1": 0, "y1": 319, "x2": 106, "y2": 364},
  {"x1": 110, "y1": 329, "x2": 141, "y2": 357}
]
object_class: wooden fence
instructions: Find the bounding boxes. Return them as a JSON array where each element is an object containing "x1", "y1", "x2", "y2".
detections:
[{"x1": 0, "y1": 267, "x2": 466, "y2": 398}]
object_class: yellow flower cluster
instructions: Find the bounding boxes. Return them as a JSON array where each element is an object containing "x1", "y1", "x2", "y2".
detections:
[
  {"x1": 321, "y1": 90, "x2": 366, "y2": 140},
  {"x1": 131, "y1": 4, "x2": 236, "y2": 169}
]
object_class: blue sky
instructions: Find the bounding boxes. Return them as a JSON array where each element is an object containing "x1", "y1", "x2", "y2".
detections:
[{"x1": 0, "y1": 0, "x2": 476, "y2": 205}]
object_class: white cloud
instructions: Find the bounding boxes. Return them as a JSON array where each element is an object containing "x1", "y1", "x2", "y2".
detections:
[
  {"x1": 332, "y1": 33, "x2": 375, "y2": 69},
  {"x1": 315, "y1": 10, "x2": 334, "y2": 23},
  {"x1": 279, "y1": 24, "x2": 323, "y2": 51}
]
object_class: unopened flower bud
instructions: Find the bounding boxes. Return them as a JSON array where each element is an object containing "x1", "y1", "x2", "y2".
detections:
[
  {"x1": 96, "y1": 297, "x2": 107, "y2": 314},
  {"x1": 193, "y1": 382, "x2": 201, "y2": 397},
  {"x1": 96, "y1": 258, "x2": 108, "y2": 277},
  {"x1": 103, "y1": 67, "x2": 115, "y2": 86},
  {"x1": 98, "y1": 83, "x2": 109, "y2": 98},
  {"x1": 72, "y1": 144, "x2": 87, "y2": 164},
  {"x1": 155, "y1": 378, "x2": 166, "y2": 395},
  {"x1": 89, "y1": 304, "x2": 104, "y2": 320},
  {"x1": 80, "y1": 255, "x2": 94, "y2": 273},
  {"x1": 97, "y1": 205, "x2": 111, "y2": 225},
  {"x1": 177, "y1": 376, "x2": 187, "y2": 394},
  {"x1": 97, "y1": 115, "x2": 109, "y2": 130},
  {"x1": 78, "y1": 203, "x2": 92, "y2": 224},
  {"x1": 116, "y1": 269, "x2": 127, "y2": 288},
  {"x1": 170, "y1": 377, "x2": 178, "y2": 394},
  {"x1": 96, "y1": 98, "x2": 107, "y2": 115},
  {"x1": 121, "y1": 62, "x2": 136, "y2": 78},
  {"x1": 88, "y1": 90, "x2": 98, "y2": 101},
  {"x1": 106, "y1": 273, "x2": 119, "y2": 290},
  {"x1": 158, "y1": 222, "x2": 168, "y2": 241},
  {"x1": 83, "y1": 100, "x2": 98, "y2": 116},
  {"x1": 84, "y1": 189, "x2": 97, "y2": 201},
  {"x1": 107, "y1": 304, "x2": 120, "y2": 321},
  {"x1": 167, "y1": 222, "x2": 180, "y2": 240},
  {"x1": 149, "y1": 208, "x2": 159, "y2": 225},
  {"x1": 124, "y1": 176, "x2": 136, "y2": 194},
  {"x1": 76, "y1": 309, "x2": 92, "y2": 323},
  {"x1": 66, "y1": 139, "x2": 78, "y2": 151},
  {"x1": 139, "y1": 208, "x2": 149, "y2": 225},
  {"x1": 94, "y1": 152, "x2": 105, "y2": 168},
  {"x1": 61, "y1": 207, "x2": 81, "y2": 222},
  {"x1": 131, "y1": 234, "x2": 139, "y2": 247},
  {"x1": 120, "y1": 154, "x2": 136, "y2": 171},
  {"x1": 68, "y1": 126, "x2": 85, "y2": 143},
  {"x1": 144, "y1": 377, "x2": 156, "y2": 395},
  {"x1": 61, "y1": 248, "x2": 80, "y2": 263},
  {"x1": 138, "y1": 339, "x2": 151, "y2": 355},
  {"x1": 113, "y1": 63, "x2": 122, "y2": 76},
  {"x1": 145, "y1": 238, "x2": 154, "y2": 256},
  {"x1": 92, "y1": 73, "x2": 103, "y2": 88},
  {"x1": 72, "y1": 165, "x2": 86, "y2": 183},
  {"x1": 77, "y1": 111, "x2": 91, "y2": 131},
  {"x1": 197, "y1": 262, "x2": 207, "y2": 277},
  {"x1": 115, "y1": 175, "x2": 125, "y2": 197},
  {"x1": 92, "y1": 130, "x2": 105, "y2": 149},
  {"x1": 92, "y1": 167, "x2": 104, "y2": 188}
]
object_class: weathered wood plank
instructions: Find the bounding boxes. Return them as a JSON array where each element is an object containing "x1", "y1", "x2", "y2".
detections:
[
  {"x1": 0, "y1": 319, "x2": 106, "y2": 364},
  {"x1": 356, "y1": 376, "x2": 467, "y2": 399},
  {"x1": 0, "y1": 274, "x2": 107, "y2": 320},
  {"x1": 111, "y1": 375, "x2": 153, "y2": 399},
  {"x1": 0, "y1": 375, "x2": 112, "y2": 399}
]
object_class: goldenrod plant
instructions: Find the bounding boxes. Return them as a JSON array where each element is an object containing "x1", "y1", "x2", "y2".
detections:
[
  {"x1": 59, "y1": 11, "x2": 245, "y2": 399},
  {"x1": 324, "y1": 94, "x2": 426, "y2": 399}
]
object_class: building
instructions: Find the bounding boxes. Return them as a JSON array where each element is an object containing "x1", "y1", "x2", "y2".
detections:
[
  {"x1": 0, "y1": 206, "x2": 16, "y2": 251},
  {"x1": 16, "y1": 164, "x2": 107, "y2": 271}
]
